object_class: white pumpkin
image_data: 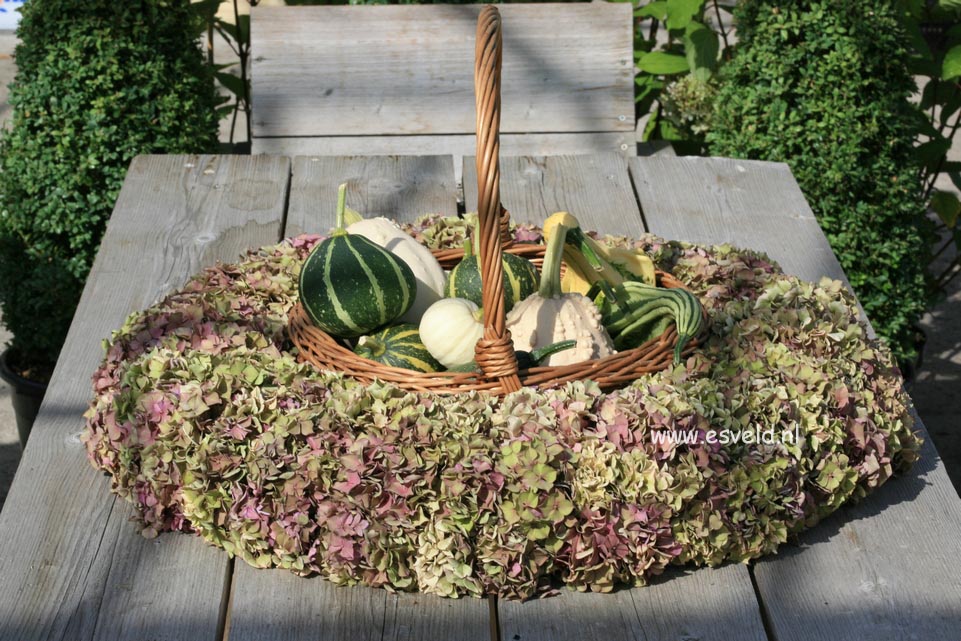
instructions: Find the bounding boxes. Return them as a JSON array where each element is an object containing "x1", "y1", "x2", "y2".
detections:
[
  {"x1": 419, "y1": 298, "x2": 485, "y2": 368},
  {"x1": 347, "y1": 217, "x2": 446, "y2": 323}
]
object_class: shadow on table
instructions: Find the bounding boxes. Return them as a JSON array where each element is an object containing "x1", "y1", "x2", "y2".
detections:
[
  {"x1": 783, "y1": 413, "x2": 941, "y2": 552},
  {"x1": 0, "y1": 616, "x2": 221, "y2": 641}
]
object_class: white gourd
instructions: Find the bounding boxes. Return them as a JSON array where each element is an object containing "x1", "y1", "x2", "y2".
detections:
[
  {"x1": 419, "y1": 298, "x2": 485, "y2": 368},
  {"x1": 347, "y1": 217, "x2": 446, "y2": 323},
  {"x1": 506, "y1": 222, "x2": 614, "y2": 366},
  {"x1": 507, "y1": 295, "x2": 613, "y2": 365}
]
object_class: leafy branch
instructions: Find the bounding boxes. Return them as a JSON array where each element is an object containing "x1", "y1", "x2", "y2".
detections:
[
  {"x1": 632, "y1": 0, "x2": 727, "y2": 151},
  {"x1": 192, "y1": 0, "x2": 257, "y2": 151}
]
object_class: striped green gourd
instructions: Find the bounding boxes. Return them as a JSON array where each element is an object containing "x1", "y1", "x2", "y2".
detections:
[
  {"x1": 592, "y1": 280, "x2": 704, "y2": 363},
  {"x1": 445, "y1": 237, "x2": 538, "y2": 312},
  {"x1": 299, "y1": 184, "x2": 416, "y2": 338},
  {"x1": 353, "y1": 324, "x2": 442, "y2": 372}
]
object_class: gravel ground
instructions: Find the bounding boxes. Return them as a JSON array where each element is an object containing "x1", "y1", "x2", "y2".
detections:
[{"x1": 914, "y1": 285, "x2": 961, "y2": 492}]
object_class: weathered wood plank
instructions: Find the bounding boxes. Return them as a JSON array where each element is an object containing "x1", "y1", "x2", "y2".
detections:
[
  {"x1": 629, "y1": 156, "x2": 850, "y2": 286},
  {"x1": 226, "y1": 572, "x2": 384, "y2": 641},
  {"x1": 382, "y1": 593, "x2": 492, "y2": 641},
  {"x1": 253, "y1": 134, "x2": 634, "y2": 158},
  {"x1": 250, "y1": 3, "x2": 634, "y2": 138},
  {"x1": 252, "y1": 133, "x2": 635, "y2": 184},
  {"x1": 501, "y1": 566, "x2": 766, "y2": 641},
  {"x1": 630, "y1": 155, "x2": 961, "y2": 641},
  {"x1": 462, "y1": 154, "x2": 645, "y2": 235},
  {"x1": 0, "y1": 155, "x2": 291, "y2": 641},
  {"x1": 283, "y1": 155, "x2": 458, "y2": 237},
  {"x1": 228, "y1": 155, "x2": 488, "y2": 641},
  {"x1": 467, "y1": 155, "x2": 767, "y2": 641}
]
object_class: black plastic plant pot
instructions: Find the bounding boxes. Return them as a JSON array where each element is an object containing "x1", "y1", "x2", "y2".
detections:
[{"x1": 0, "y1": 349, "x2": 47, "y2": 447}]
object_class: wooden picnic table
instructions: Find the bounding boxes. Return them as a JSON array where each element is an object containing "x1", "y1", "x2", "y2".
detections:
[{"x1": 1, "y1": 153, "x2": 960, "y2": 641}]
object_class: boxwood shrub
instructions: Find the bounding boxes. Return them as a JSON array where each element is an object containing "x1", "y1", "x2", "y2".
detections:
[
  {"x1": 707, "y1": 0, "x2": 932, "y2": 362},
  {"x1": 0, "y1": 0, "x2": 220, "y2": 379}
]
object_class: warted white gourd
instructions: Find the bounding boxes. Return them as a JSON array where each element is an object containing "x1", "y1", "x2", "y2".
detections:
[{"x1": 506, "y1": 222, "x2": 614, "y2": 366}]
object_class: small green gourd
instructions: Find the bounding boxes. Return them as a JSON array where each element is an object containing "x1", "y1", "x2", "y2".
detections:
[
  {"x1": 353, "y1": 324, "x2": 442, "y2": 372},
  {"x1": 346, "y1": 217, "x2": 446, "y2": 324},
  {"x1": 299, "y1": 184, "x2": 416, "y2": 338},
  {"x1": 592, "y1": 281, "x2": 704, "y2": 363},
  {"x1": 445, "y1": 237, "x2": 538, "y2": 312}
]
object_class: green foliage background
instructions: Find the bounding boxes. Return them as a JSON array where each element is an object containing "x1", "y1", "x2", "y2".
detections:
[
  {"x1": 707, "y1": 0, "x2": 932, "y2": 361},
  {"x1": 0, "y1": 0, "x2": 220, "y2": 377}
]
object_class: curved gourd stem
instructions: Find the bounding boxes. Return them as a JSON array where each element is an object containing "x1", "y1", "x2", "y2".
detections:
[{"x1": 473, "y1": 6, "x2": 521, "y2": 393}]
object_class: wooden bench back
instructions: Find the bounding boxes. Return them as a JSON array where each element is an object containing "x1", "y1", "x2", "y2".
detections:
[{"x1": 250, "y1": 3, "x2": 636, "y2": 159}]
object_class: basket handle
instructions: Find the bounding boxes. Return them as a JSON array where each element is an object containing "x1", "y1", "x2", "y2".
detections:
[{"x1": 473, "y1": 6, "x2": 521, "y2": 393}]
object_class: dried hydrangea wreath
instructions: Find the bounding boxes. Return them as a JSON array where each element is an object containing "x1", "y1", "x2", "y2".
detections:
[{"x1": 82, "y1": 215, "x2": 920, "y2": 600}]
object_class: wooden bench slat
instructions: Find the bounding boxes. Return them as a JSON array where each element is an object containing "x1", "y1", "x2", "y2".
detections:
[
  {"x1": 250, "y1": 3, "x2": 634, "y2": 139},
  {"x1": 227, "y1": 155, "x2": 489, "y2": 641},
  {"x1": 630, "y1": 155, "x2": 961, "y2": 641},
  {"x1": 252, "y1": 133, "x2": 634, "y2": 181},
  {"x1": 0, "y1": 154, "x2": 291, "y2": 641},
  {"x1": 253, "y1": 134, "x2": 634, "y2": 158},
  {"x1": 464, "y1": 154, "x2": 768, "y2": 641}
]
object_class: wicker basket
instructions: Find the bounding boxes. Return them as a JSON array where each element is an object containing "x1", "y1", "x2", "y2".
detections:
[{"x1": 288, "y1": 6, "x2": 703, "y2": 395}]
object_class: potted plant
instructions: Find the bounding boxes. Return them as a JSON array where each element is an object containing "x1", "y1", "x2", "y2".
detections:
[
  {"x1": 0, "y1": 0, "x2": 221, "y2": 445},
  {"x1": 0, "y1": 345, "x2": 45, "y2": 447}
]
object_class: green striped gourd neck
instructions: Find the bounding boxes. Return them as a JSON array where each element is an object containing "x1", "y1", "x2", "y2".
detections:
[
  {"x1": 540, "y1": 223, "x2": 568, "y2": 298},
  {"x1": 331, "y1": 183, "x2": 350, "y2": 237}
]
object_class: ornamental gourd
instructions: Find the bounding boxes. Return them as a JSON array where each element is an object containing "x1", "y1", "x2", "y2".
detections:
[
  {"x1": 542, "y1": 211, "x2": 656, "y2": 295},
  {"x1": 506, "y1": 222, "x2": 615, "y2": 366},
  {"x1": 353, "y1": 324, "x2": 442, "y2": 372},
  {"x1": 419, "y1": 298, "x2": 485, "y2": 369},
  {"x1": 346, "y1": 217, "x2": 446, "y2": 324},
  {"x1": 445, "y1": 237, "x2": 538, "y2": 312},
  {"x1": 593, "y1": 280, "x2": 704, "y2": 363},
  {"x1": 299, "y1": 184, "x2": 416, "y2": 338}
]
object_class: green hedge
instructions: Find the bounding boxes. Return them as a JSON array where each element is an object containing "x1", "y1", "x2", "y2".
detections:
[
  {"x1": 0, "y1": 0, "x2": 220, "y2": 378},
  {"x1": 707, "y1": 0, "x2": 931, "y2": 362}
]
